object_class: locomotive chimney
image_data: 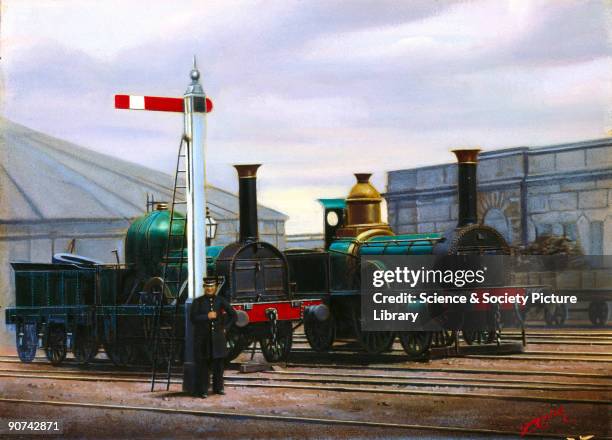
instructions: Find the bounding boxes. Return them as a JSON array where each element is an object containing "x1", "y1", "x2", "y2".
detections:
[
  {"x1": 234, "y1": 164, "x2": 261, "y2": 242},
  {"x1": 452, "y1": 149, "x2": 481, "y2": 227}
]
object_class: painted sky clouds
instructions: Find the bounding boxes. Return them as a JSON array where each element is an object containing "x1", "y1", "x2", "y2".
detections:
[{"x1": 2, "y1": 0, "x2": 610, "y2": 233}]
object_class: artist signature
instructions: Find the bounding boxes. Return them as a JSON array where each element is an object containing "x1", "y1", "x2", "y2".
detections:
[{"x1": 520, "y1": 405, "x2": 576, "y2": 437}]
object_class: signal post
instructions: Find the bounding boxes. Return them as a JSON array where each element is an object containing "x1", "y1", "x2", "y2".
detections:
[{"x1": 114, "y1": 58, "x2": 213, "y2": 394}]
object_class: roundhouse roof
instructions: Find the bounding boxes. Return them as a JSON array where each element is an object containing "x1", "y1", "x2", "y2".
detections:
[{"x1": 0, "y1": 118, "x2": 287, "y2": 223}]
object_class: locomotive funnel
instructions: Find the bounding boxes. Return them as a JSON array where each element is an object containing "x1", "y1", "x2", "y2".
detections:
[
  {"x1": 234, "y1": 164, "x2": 261, "y2": 242},
  {"x1": 452, "y1": 149, "x2": 481, "y2": 227}
]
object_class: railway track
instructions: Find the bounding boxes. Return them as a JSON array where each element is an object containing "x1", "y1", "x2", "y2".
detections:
[
  {"x1": 2, "y1": 366, "x2": 611, "y2": 391},
  {"x1": 2, "y1": 367, "x2": 610, "y2": 405},
  {"x1": 0, "y1": 397, "x2": 594, "y2": 439},
  {"x1": 3, "y1": 355, "x2": 611, "y2": 382}
]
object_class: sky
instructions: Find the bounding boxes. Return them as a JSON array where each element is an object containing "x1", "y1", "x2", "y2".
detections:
[{"x1": 1, "y1": 0, "x2": 611, "y2": 234}]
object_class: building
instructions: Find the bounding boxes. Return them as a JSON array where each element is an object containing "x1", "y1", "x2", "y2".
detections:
[
  {"x1": 286, "y1": 233, "x2": 324, "y2": 249},
  {"x1": 385, "y1": 138, "x2": 612, "y2": 254},
  {"x1": 0, "y1": 118, "x2": 287, "y2": 344}
]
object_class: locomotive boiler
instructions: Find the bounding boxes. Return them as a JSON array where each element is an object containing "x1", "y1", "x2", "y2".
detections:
[{"x1": 287, "y1": 149, "x2": 519, "y2": 357}]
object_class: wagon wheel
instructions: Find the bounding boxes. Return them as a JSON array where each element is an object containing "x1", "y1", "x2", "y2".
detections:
[
  {"x1": 431, "y1": 330, "x2": 456, "y2": 348},
  {"x1": 351, "y1": 308, "x2": 395, "y2": 354},
  {"x1": 16, "y1": 322, "x2": 38, "y2": 363},
  {"x1": 259, "y1": 322, "x2": 293, "y2": 363},
  {"x1": 226, "y1": 328, "x2": 248, "y2": 363},
  {"x1": 398, "y1": 331, "x2": 432, "y2": 357},
  {"x1": 305, "y1": 312, "x2": 336, "y2": 352},
  {"x1": 73, "y1": 325, "x2": 98, "y2": 365},
  {"x1": 45, "y1": 326, "x2": 67, "y2": 366},
  {"x1": 588, "y1": 301, "x2": 610, "y2": 327},
  {"x1": 103, "y1": 342, "x2": 134, "y2": 367},
  {"x1": 544, "y1": 303, "x2": 568, "y2": 327}
]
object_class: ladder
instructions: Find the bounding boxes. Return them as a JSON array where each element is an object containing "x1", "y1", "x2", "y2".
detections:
[{"x1": 150, "y1": 137, "x2": 189, "y2": 391}]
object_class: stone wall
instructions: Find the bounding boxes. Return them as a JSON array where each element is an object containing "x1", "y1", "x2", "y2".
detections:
[{"x1": 385, "y1": 138, "x2": 612, "y2": 254}]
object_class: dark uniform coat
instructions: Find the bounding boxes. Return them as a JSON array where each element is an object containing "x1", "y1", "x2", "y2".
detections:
[{"x1": 190, "y1": 294, "x2": 237, "y2": 359}]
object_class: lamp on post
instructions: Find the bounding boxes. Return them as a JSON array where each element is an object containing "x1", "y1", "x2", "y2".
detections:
[{"x1": 206, "y1": 208, "x2": 218, "y2": 246}]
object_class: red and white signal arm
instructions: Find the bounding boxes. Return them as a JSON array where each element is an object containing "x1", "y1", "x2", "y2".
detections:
[{"x1": 114, "y1": 94, "x2": 213, "y2": 113}]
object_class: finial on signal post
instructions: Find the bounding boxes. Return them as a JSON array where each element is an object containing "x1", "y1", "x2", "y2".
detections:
[{"x1": 186, "y1": 56, "x2": 203, "y2": 95}]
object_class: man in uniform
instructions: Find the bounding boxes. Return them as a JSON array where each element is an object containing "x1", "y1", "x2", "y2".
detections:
[{"x1": 190, "y1": 276, "x2": 237, "y2": 397}]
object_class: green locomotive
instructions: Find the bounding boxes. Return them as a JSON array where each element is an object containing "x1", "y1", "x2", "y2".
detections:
[
  {"x1": 288, "y1": 150, "x2": 522, "y2": 357},
  {"x1": 6, "y1": 165, "x2": 323, "y2": 366}
]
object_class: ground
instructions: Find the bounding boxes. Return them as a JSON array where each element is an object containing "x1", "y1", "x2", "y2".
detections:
[{"x1": 0, "y1": 330, "x2": 610, "y2": 439}]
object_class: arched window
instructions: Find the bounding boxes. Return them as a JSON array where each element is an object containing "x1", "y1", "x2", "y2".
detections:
[{"x1": 483, "y1": 208, "x2": 511, "y2": 243}]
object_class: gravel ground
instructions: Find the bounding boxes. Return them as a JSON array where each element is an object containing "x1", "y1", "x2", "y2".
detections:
[{"x1": 0, "y1": 339, "x2": 610, "y2": 439}]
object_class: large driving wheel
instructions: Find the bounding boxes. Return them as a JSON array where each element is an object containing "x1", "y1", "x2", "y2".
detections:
[
  {"x1": 544, "y1": 303, "x2": 568, "y2": 327},
  {"x1": 352, "y1": 308, "x2": 395, "y2": 354},
  {"x1": 589, "y1": 301, "x2": 610, "y2": 327},
  {"x1": 259, "y1": 322, "x2": 293, "y2": 363},
  {"x1": 305, "y1": 313, "x2": 335, "y2": 352},
  {"x1": 399, "y1": 331, "x2": 432, "y2": 357},
  {"x1": 73, "y1": 325, "x2": 98, "y2": 365},
  {"x1": 45, "y1": 326, "x2": 67, "y2": 366},
  {"x1": 16, "y1": 323, "x2": 38, "y2": 363}
]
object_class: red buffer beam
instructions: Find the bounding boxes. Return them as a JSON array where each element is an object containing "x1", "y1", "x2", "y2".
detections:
[{"x1": 114, "y1": 94, "x2": 213, "y2": 113}]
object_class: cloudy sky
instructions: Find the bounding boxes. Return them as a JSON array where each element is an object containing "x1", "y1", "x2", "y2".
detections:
[{"x1": 2, "y1": 0, "x2": 610, "y2": 233}]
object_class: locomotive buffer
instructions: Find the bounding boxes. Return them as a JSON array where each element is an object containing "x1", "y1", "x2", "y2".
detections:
[{"x1": 114, "y1": 57, "x2": 213, "y2": 394}]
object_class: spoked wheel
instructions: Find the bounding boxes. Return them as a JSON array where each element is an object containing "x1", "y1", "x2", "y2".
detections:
[
  {"x1": 398, "y1": 331, "x2": 432, "y2": 357},
  {"x1": 305, "y1": 313, "x2": 336, "y2": 352},
  {"x1": 226, "y1": 328, "x2": 248, "y2": 363},
  {"x1": 73, "y1": 325, "x2": 98, "y2": 365},
  {"x1": 352, "y1": 308, "x2": 395, "y2": 354},
  {"x1": 462, "y1": 328, "x2": 496, "y2": 345},
  {"x1": 16, "y1": 322, "x2": 38, "y2": 363},
  {"x1": 103, "y1": 341, "x2": 134, "y2": 367},
  {"x1": 259, "y1": 322, "x2": 293, "y2": 363},
  {"x1": 45, "y1": 326, "x2": 67, "y2": 366},
  {"x1": 431, "y1": 330, "x2": 456, "y2": 348},
  {"x1": 588, "y1": 301, "x2": 609, "y2": 327},
  {"x1": 544, "y1": 303, "x2": 568, "y2": 327}
]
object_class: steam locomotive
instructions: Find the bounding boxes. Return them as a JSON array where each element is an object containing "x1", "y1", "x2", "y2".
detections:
[
  {"x1": 6, "y1": 165, "x2": 325, "y2": 366},
  {"x1": 287, "y1": 149, "x2": 522, "y2": 357},
  {"x1": 6, "y1": 148, "x2": 521, "y2": 366}
]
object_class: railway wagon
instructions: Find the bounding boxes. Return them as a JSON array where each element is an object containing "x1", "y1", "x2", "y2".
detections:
[
  {"x1": 5, "y1": 165, "x2": 325, "y2": 366},
  {"x1": 288, "y1": 149, "x2": 526, "y2": 357},
  {"x1": 512, "y1": 267, "x2": 612, "y2": 327}
]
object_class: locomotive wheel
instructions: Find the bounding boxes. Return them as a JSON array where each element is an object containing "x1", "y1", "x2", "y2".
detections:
[
  {"x1": 304, "y1": 312, "x2": 335, "y2": 352},
  {"x1": 399, "y1": 331, "x2": 432, "y2": 357},
  {"x1": 73, "y1": 326, "x2": 98, "y2": 365},
  {"x1": 16, "y1": 323, "x2": 38, "y2": 363},
  {"x1": 45, "y1": 326, "x2": 67, "y2": 366},
  {"x1": 143, "y1": 277, "x2": 174, "y2": 305},
  {"x1": 588, "y1": 301, "x2": 610, "y2": 327},
  {"x1": 462, "y1": 328, "x2": 496, "y2": 345},
  {"x1": 103, "y1": 342, "x2": 134, "y2": 367},
  {"x1": 259, "y1": 322, "x2": 293, "y2": 363},
  {"x1": 431, "y1": 330, "x2": 456, "y2": 348},
  {"x1": 226, "y1": 328, "x2": 247, "y2": 363},
  {"x1": 351, "y1": 309, "x2": 395, "y2": 354},
  {"x1": 544, "y1": 303, "x2": 568, "y2": 327}
]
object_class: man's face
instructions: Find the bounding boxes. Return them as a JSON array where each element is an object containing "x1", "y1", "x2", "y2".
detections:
[{"x1": 204, "y1": 285, "x2": 216, "y2": 296}]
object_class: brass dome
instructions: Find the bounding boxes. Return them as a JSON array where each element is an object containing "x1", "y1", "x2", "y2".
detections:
[
  {"x1": 337, "y1": 173, "x2": 392, "y2": 237},
  {"x1": 346, "y1": 173, "x2": 382, "y2": 202}
]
